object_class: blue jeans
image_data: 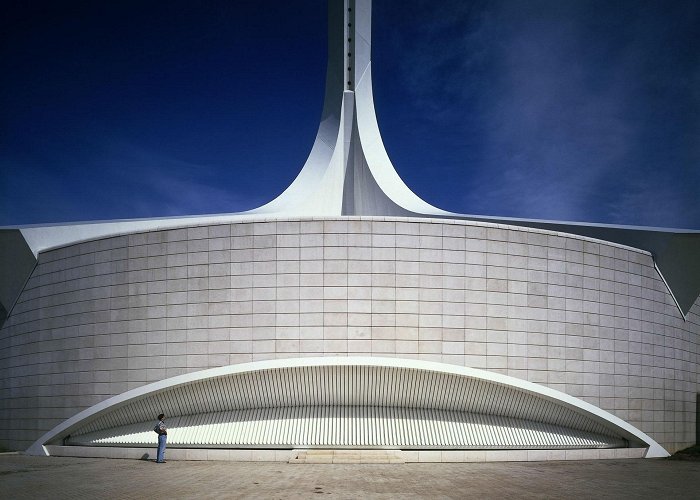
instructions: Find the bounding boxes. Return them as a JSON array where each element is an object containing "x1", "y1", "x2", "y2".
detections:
[{"x1": 156, "y1": 434, "x2": 167, "y2": 462}]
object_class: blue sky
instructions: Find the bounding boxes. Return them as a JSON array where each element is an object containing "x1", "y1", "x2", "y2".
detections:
[{"x1": 1, "y1": 0, "x2": 698, "y2": 229}]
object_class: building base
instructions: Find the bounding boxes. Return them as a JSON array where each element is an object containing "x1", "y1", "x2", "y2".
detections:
[{"x1": 45, "y1": 445, "x2": 647, "y2": 462}]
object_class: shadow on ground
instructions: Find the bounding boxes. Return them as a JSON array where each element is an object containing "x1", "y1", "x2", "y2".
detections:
[{"x1": 668, "y1": 444, "x2": 700, "y2": 461}]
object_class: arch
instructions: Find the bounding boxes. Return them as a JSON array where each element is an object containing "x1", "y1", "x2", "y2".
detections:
[{"x1": 27, "y1": 357, "x2": 668, "y2": 458}]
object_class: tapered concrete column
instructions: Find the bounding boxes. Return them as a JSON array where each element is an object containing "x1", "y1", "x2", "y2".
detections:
[{"x1": 251, "y1": 0, "x2": 447, "y2": 217}]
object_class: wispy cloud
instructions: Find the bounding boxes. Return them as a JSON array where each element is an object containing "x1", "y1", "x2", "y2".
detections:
[
  {"x1": 606, "y1": 177, "x2": 700, "y2": 229},
  {"x1": 383, "y1": 0, "x2": 700, "y2": 228},
  {"x1": 0, "y1": 140, "x2": 268, "y2": 225},
  {"x1": 469, "y1": 3, "x2": 636, "y2": 223},
  {"x1": 97, "y1": 141, "x2": 266, "y2": 218}
]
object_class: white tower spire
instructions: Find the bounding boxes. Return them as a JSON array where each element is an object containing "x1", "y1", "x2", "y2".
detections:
[{"x1": 249, "y1": 0, "x2": 449, "y2": 217}]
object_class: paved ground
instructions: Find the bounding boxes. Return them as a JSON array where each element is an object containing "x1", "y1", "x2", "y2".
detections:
[{"x1": 1, "y1": 454, "x2": 699, "y2": 499}]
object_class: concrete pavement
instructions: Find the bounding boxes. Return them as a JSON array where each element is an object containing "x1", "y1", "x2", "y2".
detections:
[{"x1": 0, "y1": 454, "x2": 698, "y2": 499}]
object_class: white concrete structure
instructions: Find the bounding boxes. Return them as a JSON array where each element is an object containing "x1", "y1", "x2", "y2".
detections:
[
  {"x1": 27, "y1": 357, "x2": 666, "y2": 456},
  {"x1": 1, "y1": 0, "x2": 698, "y2": 461}
]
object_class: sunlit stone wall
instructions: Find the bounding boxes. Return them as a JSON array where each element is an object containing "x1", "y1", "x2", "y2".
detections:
[{"x1": 1, "y1": 217, "x2": 698, "y2": 452}]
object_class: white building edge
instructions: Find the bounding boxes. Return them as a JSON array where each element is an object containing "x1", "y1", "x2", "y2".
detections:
[{"x1": 1, "y1": 0, "x2": 698, "y2": 461}]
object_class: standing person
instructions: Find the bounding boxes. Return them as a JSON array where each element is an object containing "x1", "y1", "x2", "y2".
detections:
[{"x1": 154, "y1": 413, "x2": 167, "y2": 463}]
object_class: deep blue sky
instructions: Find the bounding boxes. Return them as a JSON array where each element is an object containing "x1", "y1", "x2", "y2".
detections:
[{"x1": 2, "y1": 0, "x2": 699, "y2": 229}]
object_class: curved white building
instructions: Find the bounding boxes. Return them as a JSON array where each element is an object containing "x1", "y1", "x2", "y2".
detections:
[{"x1": 1, "y1": 0, "x2": 698, "y2": 462}]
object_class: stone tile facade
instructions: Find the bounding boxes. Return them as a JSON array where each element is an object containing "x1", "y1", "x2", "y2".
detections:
[{"x1": 1, "y1": 217, "x2": 698, "y2": 452}]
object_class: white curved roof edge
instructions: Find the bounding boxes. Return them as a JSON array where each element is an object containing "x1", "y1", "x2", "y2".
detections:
[
  {"x1": 5, "y1": 212, "x2": 677, "y2": 259},
  {"x1": 27, "y1": 356, "x2": 669, "y2": 458}
]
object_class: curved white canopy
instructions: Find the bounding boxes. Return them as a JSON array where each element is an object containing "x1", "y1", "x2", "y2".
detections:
[{"x1": 28, "y1": 357, "x2": 668, "y2": 457}]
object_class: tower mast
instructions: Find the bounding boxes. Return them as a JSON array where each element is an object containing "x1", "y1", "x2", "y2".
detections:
[{"x1": 250, "y1": 0, "x2": 447, "y2": 217}]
